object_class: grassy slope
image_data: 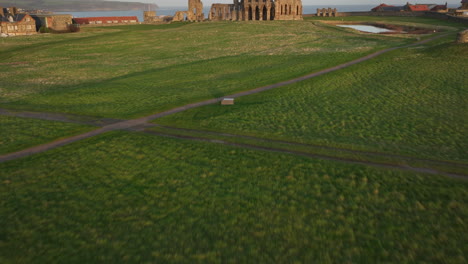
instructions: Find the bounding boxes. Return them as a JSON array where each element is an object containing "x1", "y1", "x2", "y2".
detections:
[
  {"x1": 0, "y1": 115, "x2": 93, "y2": 155},
  {"x1": 0, "y1": 22, "x2": 410, "y2": 118},
  {"x1": 0, "y1": 132, "x2": 466, "y2": 263},
  {"x1": 156, "y1": 34, "x2": 468, "y2": 162}
]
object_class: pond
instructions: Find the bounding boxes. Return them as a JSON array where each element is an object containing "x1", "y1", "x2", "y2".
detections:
[{"x1": 337, "y1": 25, "x2": 398, "y2": 33}]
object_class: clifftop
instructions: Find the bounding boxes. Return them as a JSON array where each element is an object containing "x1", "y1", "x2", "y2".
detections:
[{"x1": 0, "y1": 0, "x2": 157, "y2": 12}]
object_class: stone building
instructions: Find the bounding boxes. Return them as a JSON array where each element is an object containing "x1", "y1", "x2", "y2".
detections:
[
  {"x1": 0, "y1": 7, "x2": 36, "y2": 36},
  {"x1": 173, "y1": 0, "x2": 204, "y2": 22},
  {"x1": 461, "y1": 0, "x2": 468, "y2": 9},
  {"x1": 144, "y1": 11, "x2": 162, "y2": 23},
  {"x1": 209, "y1": 0, "x2": 302, "y2": 21},
  {"x1": 30, "y1": 14, "x2": 73, "y2": 32},
  {"x1": 454, "y1": 0, "x2": 468, "y2": 16}
]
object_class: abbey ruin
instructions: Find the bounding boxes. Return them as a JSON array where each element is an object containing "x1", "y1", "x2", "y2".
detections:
[
  {"x1": 173, "y1": 0, "x2": 204, "y2": 22},
  {"x1": 174, "y1": 0, "x2": 302, "y2": 22},
  {"x1": 210, "y1": 0, "x2": 303, "y2": 21}
]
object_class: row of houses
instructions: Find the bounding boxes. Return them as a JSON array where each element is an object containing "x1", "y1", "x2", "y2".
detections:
[
  {"x1": 1, "y1": 6, "x2": 140, "y2": 36},
  {"x1": 372, "y1": 1, "x2": 468, "y2": 16},
  {"x1": 371, "y1": 3, "x2": 449, "y2": 12}
]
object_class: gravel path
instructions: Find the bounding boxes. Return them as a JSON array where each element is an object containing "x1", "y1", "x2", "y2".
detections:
[{"x1": 141, "y1": 130, "x2": 468, "y2": 180}]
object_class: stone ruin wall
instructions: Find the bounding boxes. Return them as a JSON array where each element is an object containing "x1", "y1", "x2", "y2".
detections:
[
  {"x1": 316, "y1": 8, "x2": 338, "y2": 17},
  {"x1": 144, "y1": 11, "x2": 160, "y2": 23},
  {"x1": 173, "y1": 0, "x2": 204, "y2": 22},
  {"x1": 49, "y1": 15, "x2": 73, "y2": 31}
]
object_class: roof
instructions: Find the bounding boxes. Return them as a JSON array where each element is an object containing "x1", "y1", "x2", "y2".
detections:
[
  {"x1": 73, "y1": 16, "x2": 139, "y2": 24},
  {"x1": 431, "y1": 4, "x2": 447, "y2": 11},
  {"x1": 0, "y1": 14, "x2": 30, "y2": 22},
  {"x1": 30, "y1": 14, "x2": 72, "y2": 17},
  {"x1": 407, "y1": 5, "x2": 430, "y2": 11},
  {"x1": 380, "y1": 6, "x2": 406, "y2": 11},
  {"x1": 371, "y1": 4, "x2": 394, "y2": 11}
]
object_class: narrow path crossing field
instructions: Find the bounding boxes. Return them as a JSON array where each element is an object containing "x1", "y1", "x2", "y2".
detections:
[{"x1": 1, "y1": 33, "x2": 465, "y2": 180}]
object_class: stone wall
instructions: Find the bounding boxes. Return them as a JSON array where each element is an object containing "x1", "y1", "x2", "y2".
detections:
[
  {"x1": 31, "y1": 14, "x2": 73, "y2": 31},
  {"x1": 173, "y1": 0, "x2": 204, "y2": 22}
]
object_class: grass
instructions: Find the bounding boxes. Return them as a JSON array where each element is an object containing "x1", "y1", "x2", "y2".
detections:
[
  {"x1": 0, "y1": 131, "x2": 467, "y2": 263},
  {"x1": 0, "y1": 17, "x2": 467, "y2": 263},
  {"x1": 0, "y1": 115, "x2": 93, "y2": 155},
  {"x1": 155, "y1": 33, "x2": 468, "y2": 163},
  {"x1": 0, "y1": 21, "x2": 412, "y2": 118},
  {"x1": 305, "y1": 15, "x2": 468, "y2": 28}
]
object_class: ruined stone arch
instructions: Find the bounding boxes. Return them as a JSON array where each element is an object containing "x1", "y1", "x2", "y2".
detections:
[
  {"x1": 262, "y1": 5, "x2": 268, "y2": 20},
  {"x1": 255, "y1": 6, "x2": 260, "y2": 20}
]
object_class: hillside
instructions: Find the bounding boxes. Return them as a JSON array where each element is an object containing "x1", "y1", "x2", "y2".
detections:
[{"x1": 0, "y1": 0, "x2": 157, "y2": 12}]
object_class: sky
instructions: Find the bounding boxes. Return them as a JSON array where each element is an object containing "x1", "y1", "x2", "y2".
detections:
[{"x1": 116, "y1": 0, "x2": 462, "y2": 7}]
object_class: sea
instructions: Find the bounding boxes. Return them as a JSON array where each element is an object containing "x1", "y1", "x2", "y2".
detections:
[{"x1": 56, "y1": 5, "x2": 378, "y2": 21}]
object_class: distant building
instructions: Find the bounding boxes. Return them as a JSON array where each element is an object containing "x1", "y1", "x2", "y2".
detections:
[
  {"x1": 461, "y1": 0, "x2": 468, "y2": 9},
  {"x1": 0, "y1": 7, "x2": 36, "y2": 36},
  {"x1": 371, "y1": 4, "x2": 405, "y2": 12},
  {"x1": 30, "y1": 14, "x2": 73, "y2": 32},
  {"x1": 73, "y1": 16, "x2": 139, "y2": 25},
  {"x1": 430, "y1": 4, "x2": 448, "y2": 12},
  {"x1": 453, "y1": 0, "x2": 468, "y2": 16},
  {"x1": 405, "y1": 4, "x2": 430, "y2": 12}
]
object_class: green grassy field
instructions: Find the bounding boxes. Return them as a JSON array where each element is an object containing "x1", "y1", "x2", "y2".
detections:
[
  {"x1": 0, "y1": 116, "x2": 92, "y2": 155},
  {"x1": 156, "y1": 33, "x2": 468, "y2": 163},
  {"x1": 1, "y1": 132, "x2": 467, "y2": 263},
  {"x1": 0, "y1": 21, "x2": 412, "y2": 118},
  {"x1": 0, "y1": 16, "x2": 467, "y2": 263}
]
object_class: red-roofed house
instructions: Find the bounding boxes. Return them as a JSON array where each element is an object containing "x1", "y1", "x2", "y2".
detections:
[
  {"x1": 371, "y1": 4, "x2": 394, "y2": 12},
  {"x1": 406, "y1": 4, "x2": 430, "y2": 11},
  {"x1": 430, "y1": 3, "x2": 448, "y2": 12},
  {"x1": 73, "y1": 16, "x2": 139, "y2": 25}
]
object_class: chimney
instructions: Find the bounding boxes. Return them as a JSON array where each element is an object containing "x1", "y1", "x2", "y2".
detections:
[{"x1": 0, "y1": 7, "x2": 4, "y2": 17}]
